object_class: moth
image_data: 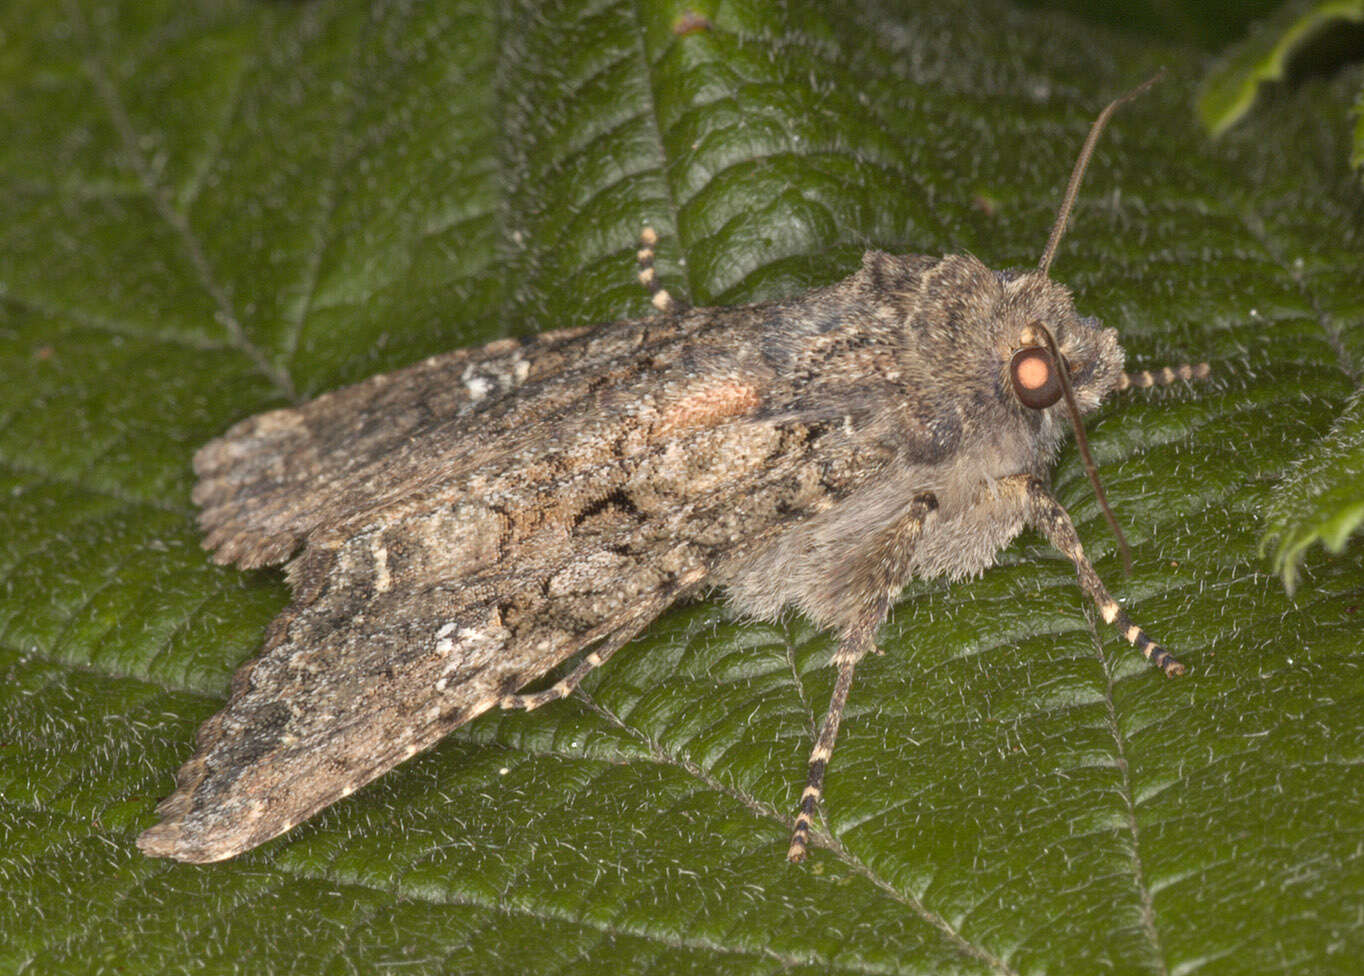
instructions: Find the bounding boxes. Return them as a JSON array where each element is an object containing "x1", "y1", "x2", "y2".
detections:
[{"x1": 138, "y1": 78, "x2": 1207, "y2": 864}]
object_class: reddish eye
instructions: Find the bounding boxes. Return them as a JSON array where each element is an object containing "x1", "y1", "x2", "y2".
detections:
[{"x1": 1010, "y1": 347, "x2": 1062, "y2": 409}]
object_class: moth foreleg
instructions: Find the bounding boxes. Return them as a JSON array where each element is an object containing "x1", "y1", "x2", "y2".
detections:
[
  {"x1": 1117, "y1": 361, "x2": 1210, "y2": 391},
  {"x1": 1011, "y1": 474, "x2": 1185, "y2": 677},
  {"x1": 636, "y1": 226, "x2": 682, "y2": 313},
  {"x1": 787, "y1": 491, "x2": 939, "y2": 863}
]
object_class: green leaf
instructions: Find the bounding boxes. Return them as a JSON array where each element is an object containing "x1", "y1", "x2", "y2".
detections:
[
  {"x1": 3, "y1": 1, "x2": 1363, "y2": 974},
  {"x1": 1262, "y1": 388, "x2": 1364, "y2": 591},
  {"x1": 1197, "y1": 0, "x2": 1364, "y2": 145}
]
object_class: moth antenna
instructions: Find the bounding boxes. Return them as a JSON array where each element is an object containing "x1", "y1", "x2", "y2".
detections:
[
  {"x1": 1035, "y1": 323, "x2": 1133, "y2": 576},
  {"x1": 1037, "y1": 70, "x2": 1165, "y2": 276}
]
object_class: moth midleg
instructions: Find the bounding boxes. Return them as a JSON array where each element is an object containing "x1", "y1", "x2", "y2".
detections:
[
  {"x1": 787, "y1": 646, "x2": 863, "y2": 863},
  {"x1": 787, "y1": 491, "x2": 939, "y2": 863},
  {"x1": 1010, "y1": 474, "x2": 1185, "y2": 677},
  {"x1": 635, "y1": 226, "x2": 679, "y2": 313}
]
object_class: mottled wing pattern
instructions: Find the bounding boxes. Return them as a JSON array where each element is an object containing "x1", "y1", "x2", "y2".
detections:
[
  {"x1": 138, "y1": 510, "x2": 706, "y2": 862},
  {"x1": 142, "y1": 294, "x2": 886, "y2": 862},
  {"x1": 196, "y1": 325, "x2": 601, "y2": 569}
]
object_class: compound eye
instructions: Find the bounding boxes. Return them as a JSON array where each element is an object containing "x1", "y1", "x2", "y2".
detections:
[{"x1": 1010, "y1": 346, "x2": 1063, "y2": 409}]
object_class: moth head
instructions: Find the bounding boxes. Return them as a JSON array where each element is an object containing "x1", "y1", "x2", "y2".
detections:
[{"x1": 999, "y1": 274, "x2": 1124, "y2": 417}]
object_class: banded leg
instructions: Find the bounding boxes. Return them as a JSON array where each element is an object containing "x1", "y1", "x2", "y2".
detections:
[
  {"x1": 1118, "y1": 361, "x2": 1210, "y2": 391},
  {"x1": 787, "y1": 491, "x2": 939, "y2": 863},
  {"x1": 499, "y1": 638, "x2": 630, "y2": 712},
  {"x1": 500, "y1": 574, "x2": 703, "y2": 711},
  {"x1": 1012, "y1": 474, "x2": 1185, "y2": 676},
  {"x1": 787, "y1": 639, "x2": 865, "y2": 862},
  {"x1": 636, "y1": 226, "x2": 683, "y2": 313}
]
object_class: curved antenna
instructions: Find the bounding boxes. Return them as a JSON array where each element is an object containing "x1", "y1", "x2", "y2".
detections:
[
  {"x1": 1034, "y1": 322, "x2": 1133, "y2": 575},
  {"x1": 1037, "y1": 70, "x2": 1165, "y2": 276}
]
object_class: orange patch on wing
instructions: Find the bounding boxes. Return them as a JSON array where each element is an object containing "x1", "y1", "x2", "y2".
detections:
[{"x1": 658, "y1": 380, "x2": 762, "y2": 434}]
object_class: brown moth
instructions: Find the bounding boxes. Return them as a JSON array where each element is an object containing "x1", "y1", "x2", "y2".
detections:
[{"x1": 139, "y1": 78, "x2": 1207, "y2": 864}]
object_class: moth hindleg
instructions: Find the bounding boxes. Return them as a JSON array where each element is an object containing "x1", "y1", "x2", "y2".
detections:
[
  {"x1": 636, "y1": 226, "x2": 681, "y2": 313},
  {"x1": 1010, "y1": 474, "x2": 1185, "y2": 676},
  {"x1": 499, "y1": 619, "x2": 654, "y2": 712},
  {"x1": 498, "y1": 640, "x2": 623, "y2": 712},
  {"x1": 499, "y1": 574, "x2": 704, "y2": 712},
  {"x1": 787, "y1": 491, "x2": 939, "y2": 863}
]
